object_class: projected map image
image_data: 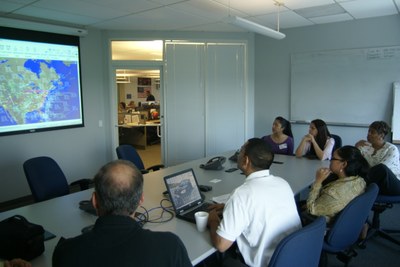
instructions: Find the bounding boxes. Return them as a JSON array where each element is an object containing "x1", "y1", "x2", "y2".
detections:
[{"x1": 0, "y1": 58, "x2": 81, "y2": 126}]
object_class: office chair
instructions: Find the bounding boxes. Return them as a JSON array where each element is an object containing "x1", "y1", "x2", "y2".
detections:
[
  {"x1": 116, "y1": 144, "x2": 164, "y2": 174},
  {"x1": 321, "y1": 183, "x2": 378, "y2": 267},
  {"x1": 363, "y1": 194, "x2": 400, "y2": 246},
  {"x1": 268, "y1": 216, "x2": 326, "y2": 267},
  {"x1": 331, "y1": 134, "x2": 342, "y2": 152},
  {"x1": 221, "y1": 217, "x2": 326, "y2": 267},
  {"x1": 23, "y1": 156, "x2": 93, "y2": 202}
]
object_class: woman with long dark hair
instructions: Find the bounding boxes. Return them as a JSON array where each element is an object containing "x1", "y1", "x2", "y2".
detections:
[
  {"x1": 295, "y1": 119, "x2": 334, "y2": 160},
  {"x1": 261, "y1": 116, "x2": 294, "y2": 155}
]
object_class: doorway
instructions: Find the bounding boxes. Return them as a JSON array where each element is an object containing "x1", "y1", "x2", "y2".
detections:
[{"x1": 116, "y1": 68, "x2": 162, "y2": 167}]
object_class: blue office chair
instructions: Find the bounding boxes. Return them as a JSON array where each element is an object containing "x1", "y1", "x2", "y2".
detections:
[
  {"x1": 222, "y1": 217, "x2": 326, "y2": 267},
  {"x1": 116, "y1": 144, "x2": 164, "y2": 174},
  {"x1": 23, "y1": 156, "x2": 93, "y2": 202},
  {"x1": 268, "y1": 216, "x2": 326, "y2": 267},
  {"x1": 331, "y1": 134, "x2": 342, "y2": 152},
  {"x1": 321, "y1": 183, "x2": 378, "y2": 266},
  {"x1": 364, "y1": 194, "x2": 400, "y2": 246}
]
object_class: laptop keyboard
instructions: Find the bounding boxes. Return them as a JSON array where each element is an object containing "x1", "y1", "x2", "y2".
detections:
[{"x1": 183, "y1": 202, "x2": 211, "y2": 218}]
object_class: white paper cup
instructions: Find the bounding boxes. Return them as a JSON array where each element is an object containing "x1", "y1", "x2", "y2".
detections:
[{"x1": 194, "y1": 211, "x2": 209, "y2": 232}]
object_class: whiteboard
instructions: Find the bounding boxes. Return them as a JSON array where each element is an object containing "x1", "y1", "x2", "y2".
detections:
[
  {"x1": 290, "y1": 46, "x2": 400, "y2": 126},
  {"x1": 393, "y1": 82, "x2": 400, "y2": 144}
]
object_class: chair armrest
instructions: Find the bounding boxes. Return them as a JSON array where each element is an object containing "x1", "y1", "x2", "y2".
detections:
[
  {"x1": 146, "y1": 164, "x2": 164, "y2": 172},
  {"x1": 70, "y1": 179, "x2": 93, "y2": 191}
]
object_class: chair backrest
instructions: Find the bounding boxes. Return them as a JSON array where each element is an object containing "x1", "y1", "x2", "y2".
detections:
[
  {"x1": 375, "y1": 194, "x2": 400, "y2": 204},
  {"x1": 23, "y1": 156, "x2": 70, "y2": 202},
  {"x1": 116, "y1": 145, "x2": 145, "y2": 170},
  {"x1": 268, "y1": 216, "x2": 326, "y2": 267},
  {"x1": 324, "y1": 183, "x2": 378, "y2": 252},
  {"x1": 331, "y1": 134, "x2": 342, "y2": 152}
]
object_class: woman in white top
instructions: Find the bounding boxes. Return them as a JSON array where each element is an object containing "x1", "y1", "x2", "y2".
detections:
[
  {"x1": 295, "y1": 119, "x2": 335, "y2": 160},
  {"x1": 355, "y1": 121, "x2": 400, "y2": 195}
]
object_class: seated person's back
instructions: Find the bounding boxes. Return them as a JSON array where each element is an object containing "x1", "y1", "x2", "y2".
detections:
[
  {"x1": 52, "y1": 160, "x2": 192, "y2": 267},
  {"x1": 53, "y1": 216, "x2": 191, "y2": 267}
]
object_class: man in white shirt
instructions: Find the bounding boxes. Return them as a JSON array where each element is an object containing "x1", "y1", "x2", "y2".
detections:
[{"x1": 208, "y1": 138, "x2": 301, "y2": 267}]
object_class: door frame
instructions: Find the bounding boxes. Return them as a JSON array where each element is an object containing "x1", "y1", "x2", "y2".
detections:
[{"x1": 109, "y1": 62, "x2": 164, "y2": 163}]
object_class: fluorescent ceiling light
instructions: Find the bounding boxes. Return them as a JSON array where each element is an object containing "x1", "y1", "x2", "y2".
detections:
[
  {"x1": 116, "y1": 76, "x2": 131, "y2": 84},
  {"x1": 228, "y1": 16, "x2": 285, "y2": 40}
]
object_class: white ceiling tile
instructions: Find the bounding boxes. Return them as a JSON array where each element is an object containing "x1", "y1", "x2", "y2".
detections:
[
  {"x1": 0, "y1": 0, "x2": 36, "y2": 13},
  {"x1": 279, "y1": 11, "x2": 315, "y2": 28},
  {"x1": 183, "y1": 21, "x2": 244, "y2": 32},
  {"x1": 295, "y1": 3, "x2": 346, "y2": 18},
  {"x1": 309, "y1": 13, "x2": 354, "y2": 24},
  {"x1": 31, "y1": 0, "x2": 131, "y2": 19},
  {"x1": 94, "y1": 6, "x2": 211, "y2": 31},
  {"x1": 340, "y1": 0, "x2": 398, "y2": 19},
  {"x1": 0, "y1": 0, "x2": 398, "y2": 32},
  {"x1": 171, "y1": 0, "x2": 234, "y2": 20},
  {"x1": 81, "y1": 0, "x2": 160, "y2": 14},
  {"x1": 0, "y1": 0, "x2": 36, "y2": 4},
  {"x1": 283, "y1": 0, "x2": 335, "y2": 10},
  {"x1": 0, "y1": 2, "x2": 22, "y2": 13},
  {"x1": 14, "y1": 6, "x2": 100, "y2": 25},
  {"x1": 148, "y1": 0, "x2": 186, "y2": 5},
  {"x1": 255, "y1": 10, "x2": 313, "y2": 30},
  {"x1": 212, "y1": 0, "x2": 277, "y2": 16}
]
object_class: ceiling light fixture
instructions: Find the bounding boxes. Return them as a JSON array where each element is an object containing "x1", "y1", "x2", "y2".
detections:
[
  {"x1": 116, "y1": 76, "x2": 131, "y2": 84},
  {"x1": 228, "y1": 1, "x2": 285, "y2": 40}
]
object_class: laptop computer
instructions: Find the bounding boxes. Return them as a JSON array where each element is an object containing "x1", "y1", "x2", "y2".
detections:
[{"x1": 164, "y1": 168, "x2": 211, "y2": 223}]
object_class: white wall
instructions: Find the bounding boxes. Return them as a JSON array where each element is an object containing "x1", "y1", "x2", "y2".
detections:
[
  {"x1": 254, "y1": 15, "x2": 400, "y2": 149},
  {"x1": 0, "y1": 30, "x2": 255, "y2": 202},
  {"x1": 0, "y1": 29, "x2": 111, "y2": 202},
  {"x1": 2, "y1": 15, "x2": 398, "y2": 202}
]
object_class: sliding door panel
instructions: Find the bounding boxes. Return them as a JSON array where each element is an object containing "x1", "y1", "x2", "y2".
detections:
[
  {"x1": 164, "y1": 43, "x2": 205, "y2": 166},
  {"x1": 206, "y1": 44, "x2": 246, "y2": 155}
]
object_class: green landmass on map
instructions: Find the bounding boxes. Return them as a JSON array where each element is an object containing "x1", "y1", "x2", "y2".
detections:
[{"x1": 0, "y1": 58, "x2": 60, "y2": 124}]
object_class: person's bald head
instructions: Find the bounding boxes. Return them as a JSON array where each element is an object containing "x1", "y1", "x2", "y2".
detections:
[{"x1": 93, "y1": 160, "x2": 143, "y2": 216}]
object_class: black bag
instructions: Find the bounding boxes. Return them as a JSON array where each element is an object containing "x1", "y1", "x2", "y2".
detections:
[{"x1": 0, "y1": 215, "x2": 45, "y2": 260}]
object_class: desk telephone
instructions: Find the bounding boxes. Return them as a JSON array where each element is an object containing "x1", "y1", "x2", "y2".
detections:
[
  {"x1": 229, "y1": 150, "x2": 239, "y2": 162},
  {"x1": 199, "y1": 156, "x2": 226, "y2": 170}
]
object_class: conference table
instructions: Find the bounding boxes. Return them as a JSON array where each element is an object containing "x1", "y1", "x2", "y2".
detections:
[{"x1": 0, "y1": 152, "x2": 329, "y2": 266}]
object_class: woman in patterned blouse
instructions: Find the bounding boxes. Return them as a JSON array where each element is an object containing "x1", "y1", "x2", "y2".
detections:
[
  {"x1": 306, "y1": 146, "x2": 368, "y2": 224},
  {"x1": 355, "y1": 121, "x2": 400, "y2": 195}
]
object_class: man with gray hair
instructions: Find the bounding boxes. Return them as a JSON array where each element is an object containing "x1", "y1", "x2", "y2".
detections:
[{"x1": 53, "y1": 160, "x2": 192, "y2": 267}]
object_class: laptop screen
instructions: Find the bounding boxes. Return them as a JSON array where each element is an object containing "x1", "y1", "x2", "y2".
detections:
[{"x1": 164, "y1": 168, "x2": 202, "y2": 211}]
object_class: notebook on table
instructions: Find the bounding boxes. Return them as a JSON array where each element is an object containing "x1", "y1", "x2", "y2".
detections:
[{"x1": 164, "y1": 168, "x2": 211, "y2": 223}]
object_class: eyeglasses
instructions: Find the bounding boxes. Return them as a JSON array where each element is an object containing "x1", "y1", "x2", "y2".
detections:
[{"x1": 330, "y1": 157, "x2": 344, "y2": 162}]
